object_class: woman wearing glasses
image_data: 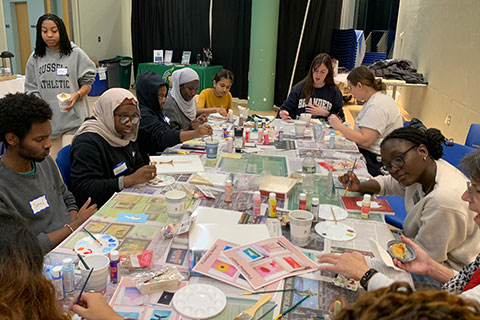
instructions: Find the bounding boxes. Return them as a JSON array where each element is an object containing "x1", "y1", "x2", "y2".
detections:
[
  {"x1": 70, "y1": 88, "x2": 156, "y2": 207},
  {"x1": 319, "y1": 147, "x2": 480, "y2": 302},
  {"x1": 336, "y1": 127, "x2": 480, "y2": 271}
]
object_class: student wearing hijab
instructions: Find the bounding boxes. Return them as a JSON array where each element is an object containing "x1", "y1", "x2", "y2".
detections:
[
  {"x1": 70, "y1": 88, "x2": 157, "y2": 207},
  {"x1": 163, "y1": 68, "x2": 211, "y2": 130},
  {"x1": 136, "y1": 71, "x2": 213, "y2": 161}
]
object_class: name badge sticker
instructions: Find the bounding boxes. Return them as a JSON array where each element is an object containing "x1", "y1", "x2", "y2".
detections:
[
  {"x1": 56, "y1": 67, "x2": 68, "y2": 76},
  {"x1": 113, "y1": 161, "x2": 128, "y2": 176},
  {"x1": 30, "y1": 195, "x2": 50, "y2": 215},
  {"x1": 163, "y1": 115, "x2": 171, "y2": 125}
]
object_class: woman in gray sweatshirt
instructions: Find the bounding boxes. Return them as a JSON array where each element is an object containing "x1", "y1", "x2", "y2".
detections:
[{"x1": 25, "y1": 13, "x2": 96, "y2": 145}]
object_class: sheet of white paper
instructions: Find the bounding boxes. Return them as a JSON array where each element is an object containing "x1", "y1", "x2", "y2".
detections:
[
  {"x1": 191, "y1": 206, "x2": 243, "y2": 224},
  {"x1": 189, "y1": 224, "x2": 270, "y2": 250},
  {"x1": 151, "y1": 155, "x2": 204, "y2": 174},
  {"x1": 368, "y1": 238, "x2": 401, "y2": 271}
]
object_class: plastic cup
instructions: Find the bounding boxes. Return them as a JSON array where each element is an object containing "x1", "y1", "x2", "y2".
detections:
[
  {"x1": 295, "y1": 121, "x2": 307, "y2": 137},
  {"x1": 78, "y1": 254, "x2": 110, "y2": 292},
  {"x1": 289, "y1": 210, "x2": 313, "y2": 247},
  {"x1": 57, "y1": 93, "x2": 71, "y2": 113},
  {"x1": 165, "y1": 190, "x2": 186, "y2": 219},
  {"x1": 299, "y1": 113, "x2": 312, "y2": 126},
  {"x1": 205, "y1": 139, "x2": 219, "y2": 159}
]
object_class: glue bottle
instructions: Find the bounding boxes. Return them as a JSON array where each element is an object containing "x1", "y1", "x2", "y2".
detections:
[
  {"x1": 52, "y1": 266, "x2": 65, "y2": 300},
  {"x1": 311, "y1": 197, "x2": 319, "y2": 222},
  {"x1": 110, "y1": 250, "x2": 120, "y2": 283},
  {"x1": 268, "y1": 193, "x2": 277, "y2": 218},
  {"x1": 225, "y1": 179, "x2": 233, "y2": 203},
  {"x1": 253, "y1": 191, "x2": 262, "y2": 215},
  {"x1": 62, "y1": 258, "x2": 75, "y2": 292},
  {"x1": 361, "y1": 194, "x2": 371, "y2": 219},
  {"x1": 228, "y1": 109, "x2": 234, "y2": 122},
  {"x1": 299, "y1": 193, "x2": 307, "y2": 210}
]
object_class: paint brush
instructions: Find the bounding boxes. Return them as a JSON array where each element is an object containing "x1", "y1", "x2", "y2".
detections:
[
  {"x1": 257, "y1": 303, "x2": 277, "y2": 320},
  {"x1": 74, "y1": 267, "x2": 94, "y2": 305},
  {"x1": 76, "y1": 253, "x2": 90, "y2": 270},
  {"x1": 273, "y1": 295, "x2": 310, "y2": 320},
  {"x1": 234, "y1": 293, "x2": 272, "y2": 320},
  {"x1": 242, "y1": 288, "x2": 296, "y2": 295},
  {"x1": 344, "y1": 158, "x2": 358, "y2": 196},
  {"x1": 331, "y1": 207, "x2": 338, "y2": 225},
  {"x1": 82, "y1": 227, "x2": 103, "y2": 247}
]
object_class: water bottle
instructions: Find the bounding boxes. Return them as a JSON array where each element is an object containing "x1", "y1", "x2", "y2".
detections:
[{"x1": 302, "y1": 153, "x2": 316, "y2": 194}]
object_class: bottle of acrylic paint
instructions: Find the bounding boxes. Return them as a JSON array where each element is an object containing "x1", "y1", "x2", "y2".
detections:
[
  {"x1": 268, "y1": 192, "x2": 277, "y2": 218},
  {"x1": 278, "y1": 127, "x2": 284, "y2": 142},
  {"x1": 299, "y1": 193, "x2": 307, "y2": 210},
  {"x1": 329, "y1": 130, "x2": 336, "y2": 149},
  {"x1": 361, "y1": 194, "x2": 371, "y2": 219},
  {"x1": 52, "y1": 266, "x2": 65, "y2": 300},
  {"x1": 263, "y1": 131, "x2": 269, "y2": 145},
  {"x1": 311, "y1": 197, "x2": 319, "y2": 222},
  {"x1": 228, "y1": 109, "x2": 234, "y2": 122},
  {"x1": 257, "y1": 128, "x2": 263, "y2": 144},
  {"x1": 110, "y1": 250, "x2": 120, "y2": 283},
  {"x1": 225, "y1": 179, "x2": 233, "y2": 203},
  {"x1": 62, "y1": 258, "x2": 75, "y2": 292},
  {"x1": 253, "y1": 191, "x2": 262, "y2": 215},
  {"x1": 227, "y1": 137, "x2": 234, "y2": 153}
]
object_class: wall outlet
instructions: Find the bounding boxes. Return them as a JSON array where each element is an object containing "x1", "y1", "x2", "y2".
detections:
[
  {"x1": 98, "y1": 36, "x2": 101, "y2": 42},
  {"x1": 444, "y1": 115, "x2": 452, "y2": 126}
]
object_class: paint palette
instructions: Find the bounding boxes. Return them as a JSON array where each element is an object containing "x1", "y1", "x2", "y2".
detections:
[
  {"x1": 146, "y1": 174, "x2": 175, "y2": 187},
  {"x1": 172, "y1": 284, "x2": 226, "y2": 319},
  {"x1": 317, "y1": 205, "x2": 348, "y2": 221},
  {"x1": 314, "y1": 221, "x2": 356, "y2": 241},
  {"x1": 74, "y1": 234, "x2": 119, "y2": 256},
  {"x1": 386, "y1": 240, "x2": 416, "y2": 263}
]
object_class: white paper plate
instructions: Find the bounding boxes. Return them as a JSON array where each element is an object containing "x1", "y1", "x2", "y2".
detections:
[
  {"x1": 146, "y1": 174, "x2": 175, "y2": 187},
  {"x1": 317, "y1": 205, "x2": 348, "y2": 221},
  {"x1": 74, "y1": 234, "x2": 118, "y2": 255},
  {"x1": 173, "y1": 284, "x2": 226, "y2": 319},
  {"x1": 314, "y1": 221, "x2": 356, "y2": 241}
]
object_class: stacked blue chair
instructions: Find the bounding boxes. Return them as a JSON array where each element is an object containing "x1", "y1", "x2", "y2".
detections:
[
  {"x1": 381, "y1": 195, "x2": 407, "y2": 229},
  {"x1": 330, "y1": 29, "x2": 357, "y2": 71},
  {"x1": 55, "y1": 144, "x2": 72, "y2": 189},
  {"x1": 465, "y1": 124, "x2": 480, "y2": 148},
  {"x1": 442, "y1": 142, "x2": 473, "y2": 174},
  {"x1": 362, "y1": 52, "x2": 387, "y2": 66}
]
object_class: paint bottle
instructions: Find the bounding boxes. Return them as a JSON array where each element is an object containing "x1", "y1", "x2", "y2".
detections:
[
  {"x1": 261, "y1": 119, "x2": 266, "y2": 130},
  {"x1": 257, "y1": 128, "x2": 263, "y2": 144},
  {"x1": 52, "y1": 266, "x2": 65, "y2": 300},
  {"x1": 253, "y1": 191, "x2": 262, "y2": 216},
  {"x1": 228, "y1": 109, "x2": 234, "y2": 122},
  {"x1": 245, "y1": 128, "x2": 250, "y2": 142},
  {"x1": 329, "y1": 130, "x2": 336, "y2": 149},
  {"x1": 361, "y1": 194, "x2": 371, "y2": 219},
  {"x1": 278, "y1": 127, "x2": 284, "y2": 142},
  {"x1": 110, "y1": 250, "x2": 120, "y2": 283},
  {"x1": 311, "y1": 197, "x2": 319, "y2": 222},
  {"x1": 299, "y1": 193, "x2": 307, "y2": 210},
  {"x1": 227, "y1": 137, "x2": 234, "y2": 153},
  {"x1": 222, "y1": 125, "x2": 228, "y2": 138},
  {"x1": 62, "y1": 258, "x2": 75, "y2": 292},
  {"x1": 268, "y1": 193, "x2": 277, "y2": 218},
  {"x1": 225, "y1": 179, "x2": 233, "y2": 203},
  {"x1": 263, "y1": 132, "x2": 270, "y2": 145},
  {"x1": 239, "y1": 115, "x2": 245, "y2": 127}
]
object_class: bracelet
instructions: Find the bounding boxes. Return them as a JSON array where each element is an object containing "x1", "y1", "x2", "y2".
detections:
[
  {"x1": 64, "y1": 223, "x2": 74, "y2": 234},
  {"x1": 360, "y1": 268, "x2": 378, "y2": 290},
  {"x1": 76, "y1": 91, "x2": 82, "y2": 99}
]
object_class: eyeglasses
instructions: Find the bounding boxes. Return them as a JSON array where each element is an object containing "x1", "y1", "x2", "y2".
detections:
[
  {"x1": 467, "y1": 181, "x2": 480, "y2": 200},
  {"x1": 380, "y1": 145, "x2": 417, "y2": 174},
  {"x1": 115, "y1": 114, "x2": 141, "y2": 125}
]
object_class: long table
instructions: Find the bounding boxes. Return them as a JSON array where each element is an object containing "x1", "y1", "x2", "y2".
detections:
[{"x1": 47, "y1": 117, "x2": 412, "y2": 319}]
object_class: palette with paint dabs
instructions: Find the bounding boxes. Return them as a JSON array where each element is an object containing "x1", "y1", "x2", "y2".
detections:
[
  {"x1": 314, "y1": 221, "x2": 356, "y2": 241},
  {"x1": 74, "y1": 234, "x2": 119, "y2": 256}
]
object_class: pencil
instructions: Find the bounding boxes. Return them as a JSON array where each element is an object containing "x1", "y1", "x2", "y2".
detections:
[
  {"x1": 74, "y1": 267, "x2": 94, "y2": 305},
  {"x1": 82, "y1": 227, "x2": 103, "y2": 247},
  {"x1": 76, "y1": 253, "x2": 90, "y2": 270},
  {"x1": 273, "y1": 295, "x2": 310, "y2": 320},
  {"x1": 331, "y1": 207, "x2": 338, "y2": 225},
  {"x1": 344, "y1": 158, "x2": 358, "y2": 196},
  {"x1": 242, "y1": 289, "x2": 296, "y2": 295},
  {"x1": 257, "y1": 303, "x2": 278, "y2": 320}
]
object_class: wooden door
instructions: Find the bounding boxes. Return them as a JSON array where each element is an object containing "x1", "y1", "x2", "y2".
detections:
[{"x1": 15, "y1": 2, "x2": 32, "y2": 75}]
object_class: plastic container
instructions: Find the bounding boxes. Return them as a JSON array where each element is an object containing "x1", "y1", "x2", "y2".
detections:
[
  {"x1": 52, "y1": 266, "x2": 65, "y2": 300},
  {"x1": 253, "y1": 191, "x2": 262, "y2": 216},
  {"x1": 62, "y1": 258, "x2": 75, "y2": 292},
  {"x1": 116, "y1": 56, "x2": 133, "y2": 89},
  {"x1": 110, "y1": 250, "x2": 120, "y2": 283},
  {"x1": 99, "y1": 58, "x2": 121, "y2": 88},
  {"x1": 88, "y1": 67, "x2": 108, "y2": 96}
]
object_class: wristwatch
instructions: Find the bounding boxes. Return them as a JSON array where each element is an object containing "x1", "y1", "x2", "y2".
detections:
[{"x1": 360, "y1": 268, "x2": 378, "y2": 290}]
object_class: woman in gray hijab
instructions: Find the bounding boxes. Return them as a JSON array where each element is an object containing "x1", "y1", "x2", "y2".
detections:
[
  {"x1": 70, "y1": 88, "x2": 157, "y2": 207},
  {"x1": 163, "y1": 68, "x2": 212, "y2": 131}
]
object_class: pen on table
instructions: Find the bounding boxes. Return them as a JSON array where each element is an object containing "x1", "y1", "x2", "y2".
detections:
[
  {"x1": 344, "y1": 158, "x2": 358, "y2": 196},
  {"x1": 330, "y1": 207, "x2": 338, "y2": 225},
  {"x1": 74, "y1": 267, "x2": 94, "y2": 305},
  {"x1": 76, "y1": 253, "x2": 90, "y2": 270},
  {"x1": 273, "y1": 295, "x2": 310, "y2": 320},
  {"x1": 257, "y1": 303, "x2": 278, "y2": 320},
  {"x1": 82, "y1": 227, "x2": 103, "y2": 247}
]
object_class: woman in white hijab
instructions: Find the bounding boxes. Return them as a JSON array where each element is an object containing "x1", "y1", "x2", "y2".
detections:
[
  {"x1": 163, "y1": 68, "x2": 210, "y2": 131},
  {"x1": 70, "y1": 88, "x2": 157, "y2": 207}
]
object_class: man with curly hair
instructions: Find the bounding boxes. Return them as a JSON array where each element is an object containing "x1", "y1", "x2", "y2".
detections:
[{"x1": 0, "y1": 93, "x2": 97, "y2": 253}]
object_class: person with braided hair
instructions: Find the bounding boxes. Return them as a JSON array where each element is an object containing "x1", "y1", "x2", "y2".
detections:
[
  {"x1": 328, "y1": 66, "x2": 403, "y2": 176},
  {"x1": 331, "y1": 127, "x2": 480, "y2": 272}
]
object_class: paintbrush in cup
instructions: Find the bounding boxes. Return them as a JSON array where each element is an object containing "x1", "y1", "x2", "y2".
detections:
[{"x1": 331, "y1": 207, "x2": 337, "y2": 225}]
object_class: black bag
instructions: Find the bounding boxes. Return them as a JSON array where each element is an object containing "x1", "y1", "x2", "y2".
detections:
[{"x1": 359, "y1": 147, "x2": 383, "y2": 177}]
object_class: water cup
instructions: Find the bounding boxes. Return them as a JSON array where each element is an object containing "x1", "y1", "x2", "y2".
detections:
[
  {"x1": 205, "y1": 139, "x2": 219, "y2": 159},
  {"x1": 78, "y1": 254, "x2": 110, "y2": 292},
  {"x1": 57, "y1": 93, "x2": 71, "y2": 113},
  {"x1": 289, "y1": 210, "x2": 313, "y2": 247},
  {"x1": 165, "y1": 190, "x2": 187, "y2": 219},
  {"x1": 313, "y1": 123, "x2": 325, "y2": 143},
  {"x1": 299, "y1": 113, "x2": 312, "y2": 127},
  {"x1": 295, "y1": 121, "x2": 307, "y2": 137}
]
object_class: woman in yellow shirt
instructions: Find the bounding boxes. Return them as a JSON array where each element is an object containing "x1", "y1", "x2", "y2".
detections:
[{"x1": 197, "y1": 69, "x2": 234, "y2": 116}]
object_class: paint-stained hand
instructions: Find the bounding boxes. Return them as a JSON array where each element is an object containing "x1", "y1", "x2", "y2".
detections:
[{"x1": 70, "y1": 292, "x2": 124, "y2": 320}]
